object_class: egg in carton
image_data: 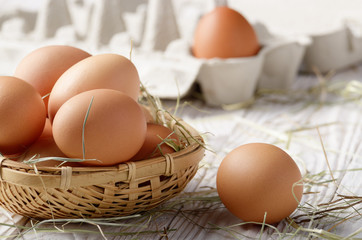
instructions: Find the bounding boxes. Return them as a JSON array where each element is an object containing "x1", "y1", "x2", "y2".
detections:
[
  {"x1": 301, "y1": 19, "x2": 362, "y2": 73},
  {"x1": 134, "y1": 3, "x2": 309, "y2": 106},
  {"x1": 164, "y1": 22, "x2": 309, "y2": 106}
]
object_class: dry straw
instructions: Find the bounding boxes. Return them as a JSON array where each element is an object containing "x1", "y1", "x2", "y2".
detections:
[{"x1": 0, "y1": 87, "x2": 205, "y2": 220}]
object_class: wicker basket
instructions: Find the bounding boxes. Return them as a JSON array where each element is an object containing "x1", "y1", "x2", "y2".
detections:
[{"x1": 0, "y1": 117, "x2": 204, "y2": 219}]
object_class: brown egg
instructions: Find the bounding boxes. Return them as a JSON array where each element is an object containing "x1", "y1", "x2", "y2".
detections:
[
  {"x1": 2, "y1": 153, "x2": 22, "y2": 160},
  {"x1": 140, "y1": 104, "x2": 154, "y2": 123},
  {"x1": 52, "y1": 89, "x2": 146, "y2": 166},
  {"x1": 40, "y1": 118, "x2": 52, "y2": 139},
  {"x1": 216, "y1": 143, "x2": 303, "y2": 224},
  {"x1": 131, "y1": 123, "x2": 180, "y2": 161},
  {"x1": 0, "y1": 76, "x2": 46, "y2": 154},
  {"x1": 48, "y1": 53, "x2": 140, "y2": 121},
  {"x1": 19, "y1": 137, "x2": 80, "y2": 167},
  {"x1": 192, "y1": 6, "x2": 260, "y2": 59},
  {"x1": 14, "y1": 45, "x2": 91, "y2": 111}
]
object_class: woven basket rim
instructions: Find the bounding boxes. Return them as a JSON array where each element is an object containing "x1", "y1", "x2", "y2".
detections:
[
  {"x1": 0, "y1": 140, "x2": 204, "y2": 188},
  {"x1": 0, "y1": 137, "x2": 202, "y2": 171},
  {"x1": 0, "y1": 113, "x2": 205, "y2": 189},
  {"x1": 0, "y1": 112, "x2": 205, "y2": 219}
]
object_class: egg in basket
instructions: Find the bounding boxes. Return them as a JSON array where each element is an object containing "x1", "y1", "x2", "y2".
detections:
[{"x1": 0, "y1": 45, "x2": 205, "y2": 219}]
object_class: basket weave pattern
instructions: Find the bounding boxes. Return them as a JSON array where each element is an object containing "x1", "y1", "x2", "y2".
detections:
[{"x1": 0, "y1": 119, "x2": 204, "y2": 219}]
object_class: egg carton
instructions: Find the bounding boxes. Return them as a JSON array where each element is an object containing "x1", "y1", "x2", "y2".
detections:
[
  {"x1": 134, "y1": 1, "x2": 309, "y2": 106},
  {"x1": 197, "y1": 37, "x2": 308, "y2": 106},
  {"x1": 139, "y1": 22, "x2": 308, "y2": 106},
  {"x1": 130, "y1": 1, "x2": 362, "y2": 106},
  {"x1": 301, "y1": 20, "x2": 362, "y2": 73}
]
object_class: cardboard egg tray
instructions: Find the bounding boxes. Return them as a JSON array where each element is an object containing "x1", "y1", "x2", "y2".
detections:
[
  {"x1": 301, "y1": 20, "x2": 362, "y2": 73},
  {"x1": 1, "y1": 1, "x2": 362, "y2": 106},
  {"x1": 144, "y1": 22, "x2": 309, "y2": 106}
]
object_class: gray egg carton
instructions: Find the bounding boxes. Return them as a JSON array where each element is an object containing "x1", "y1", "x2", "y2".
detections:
[
  {"x1": 301, "y1": 20, "x2": 362, "y2": 73},
  {"x1": 151, "y1": 22, "x2": 309, "y2": 106}
]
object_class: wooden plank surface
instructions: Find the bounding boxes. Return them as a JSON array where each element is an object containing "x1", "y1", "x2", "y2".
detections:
[{"x1": 1, "y1": 67, "x2": 361, "y2": 239}]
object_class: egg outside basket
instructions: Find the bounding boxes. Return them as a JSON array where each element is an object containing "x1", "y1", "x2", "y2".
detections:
[{"x1": 0, "y1": 117, "x2": 204, "y2": 219}]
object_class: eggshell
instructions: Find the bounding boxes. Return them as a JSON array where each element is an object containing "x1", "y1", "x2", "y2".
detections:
[
  {"x1": 48, "y1": 53, "x2": 140, "y2": 121},
  {"x1": 52, "y1": 89, "x2": 146, "y2": 166},
  {"x1": 14, "y1": 45, "x2": 91, "y2": 111},
  {"x1": 40, "y1": 118, "x2": 52, "y2": 139},
  {"x1": 131, "y1": 123, "x2": 180, "y2": 161},
  {"x1": 0, "y1": 76, "x2": 46, "y2": 154},
  {"x1": 2, "y1": 153, "x2": 22, "y2": 160},
  {"x1": 216, "y1": 143, "x2": 303, "y2": 224},
  {"x1": 19, "y1": 137, "x2": 80, "y2": 167},
  {"x1": 192, "y1": 6, "x2": 260, "y2": 59},
  {"x1": 140, "y1": 104, "x2": 154, "y2": 123}
]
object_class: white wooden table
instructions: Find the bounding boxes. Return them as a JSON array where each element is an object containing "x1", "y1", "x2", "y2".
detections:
[{"x1": 1, "y1": 64, "x2": 361, "y2": 239}]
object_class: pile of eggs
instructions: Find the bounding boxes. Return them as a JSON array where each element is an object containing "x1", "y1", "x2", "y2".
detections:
[
  {"x1": 0, "y1": 7, "x2": 304, "y2": 225},
  {"x1": 0, "y1": 45, "x2": 179, "y2": 167}
]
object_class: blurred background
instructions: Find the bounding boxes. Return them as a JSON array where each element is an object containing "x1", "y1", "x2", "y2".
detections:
[
  {"x1": 1, "y1": 0, "x2": 362, "y2": 49},
  {"x1": 1, "y1": 0, "x2": 362, "y2": 98}
]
